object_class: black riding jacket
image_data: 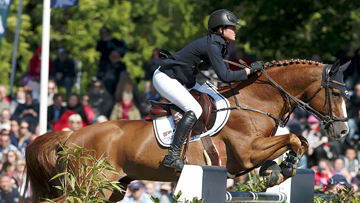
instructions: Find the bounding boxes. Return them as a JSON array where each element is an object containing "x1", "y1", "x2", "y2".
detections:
[{"x1": 159, "y1": 34, "x2": 248, "y2": 88}]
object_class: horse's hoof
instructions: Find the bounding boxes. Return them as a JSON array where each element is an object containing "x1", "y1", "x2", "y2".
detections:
[
  {"x1": 267, "y1": 170, "x2": 281, "y2": 188},
  {"x1": 280, "y1": 161, "x2": 294, "y2": 177},
  {"x1": 259, "y1": 160, "x2": 281, "y2": 176},
  {"x1": 171, "y1": 159, "x2": 185, "y2": 172}
]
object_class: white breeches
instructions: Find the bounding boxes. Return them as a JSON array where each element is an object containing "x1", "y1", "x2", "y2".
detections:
[{"x1": 153, "y1": 69, "x2": 202, "y2": 119}]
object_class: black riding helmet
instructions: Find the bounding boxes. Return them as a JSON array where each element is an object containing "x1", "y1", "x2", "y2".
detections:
[{"x1": 208, "y1": 9, "x2": 242, "y2": 33}]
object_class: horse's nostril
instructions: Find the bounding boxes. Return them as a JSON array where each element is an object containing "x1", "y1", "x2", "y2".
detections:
[{"x1": 341, "y1": 130, "x2": 348, "y2": 135}]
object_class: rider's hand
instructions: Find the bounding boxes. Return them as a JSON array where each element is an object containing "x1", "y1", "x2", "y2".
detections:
[{"x1": 250, "y1": 61, "x2": 263, "y2": 75}]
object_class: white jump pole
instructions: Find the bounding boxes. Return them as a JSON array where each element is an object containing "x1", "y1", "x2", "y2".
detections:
[{"x1": 39, "y1": 0, "x2": 51, "y2": 135}]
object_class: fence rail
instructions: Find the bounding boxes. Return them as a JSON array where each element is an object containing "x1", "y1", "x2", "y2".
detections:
[{"x1": 226, "y1": 191, "x2": 287, "y2": 202}]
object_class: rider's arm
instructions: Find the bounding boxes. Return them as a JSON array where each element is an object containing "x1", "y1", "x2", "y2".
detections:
[{"x1": 207, "y1": 43, "x2": 248, "y2": 83}]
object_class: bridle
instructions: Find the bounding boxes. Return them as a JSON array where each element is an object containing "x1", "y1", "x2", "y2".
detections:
[
  {"x1": 303, "y1": 64, "x2": 348, "y2": 129},
  {"x1": 221, "y1": 60, "x2": 348, "y2": 130}
]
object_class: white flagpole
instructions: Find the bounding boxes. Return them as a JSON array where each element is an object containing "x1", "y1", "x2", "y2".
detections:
[
  {"x1": 39, "y1": 0, "x2": 51, "y2": 135},
  {"x1": 9, "y1": 0, "x2": 24, "y2": 96}
]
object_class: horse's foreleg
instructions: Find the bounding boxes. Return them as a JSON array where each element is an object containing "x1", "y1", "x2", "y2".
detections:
[
  {"x1": 251, "y1": 133, "x2": 302, "y2": 163},
  {"x1": 278, "y1": 135, "x2": 309, "y2": 179},
  {"x1": 251, "y1": 133, "x2": 302, "y2": 187}
]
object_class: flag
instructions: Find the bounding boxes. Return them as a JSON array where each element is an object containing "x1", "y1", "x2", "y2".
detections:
[
  {"x1": 0, "y1": 0, "x2": 14, "y2": 47},
  {"x1": 51, "y1": 0, "x2": 78, "y2": 8}
]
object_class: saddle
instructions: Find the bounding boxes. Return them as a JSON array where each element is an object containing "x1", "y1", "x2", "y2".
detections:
[{"x1": 149, "y1": 89, "x2": 217, "y2": 137}]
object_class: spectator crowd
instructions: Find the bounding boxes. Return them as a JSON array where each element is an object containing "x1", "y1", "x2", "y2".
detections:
[{"x1": 1, "y1": 24, "x2": 360, "y2": 201}]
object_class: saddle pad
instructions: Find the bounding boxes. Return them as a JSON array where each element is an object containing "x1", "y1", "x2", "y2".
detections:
[{"x1": 153, "y1": 81, "x2": 231, "y2": 148}]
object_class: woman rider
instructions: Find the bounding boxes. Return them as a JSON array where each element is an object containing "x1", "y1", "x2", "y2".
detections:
[{"x1": 153, "y1": 9, "x2": 263, "y2": 172}]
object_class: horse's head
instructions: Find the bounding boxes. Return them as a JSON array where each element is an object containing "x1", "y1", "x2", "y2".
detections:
[{"x1": 308, "y1": 60, "x2": 350, "y2": 141}]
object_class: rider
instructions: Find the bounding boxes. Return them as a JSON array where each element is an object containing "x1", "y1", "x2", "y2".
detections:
[{"x1": 153, "y1": 9, "x2": 263, "y2": 172}]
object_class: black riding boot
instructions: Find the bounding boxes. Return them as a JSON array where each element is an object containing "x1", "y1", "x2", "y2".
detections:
[{"x1": 163, "y1": 110, "x2": 198, "y2": 172}]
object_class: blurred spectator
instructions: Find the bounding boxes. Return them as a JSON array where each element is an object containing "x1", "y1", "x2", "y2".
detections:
[
  {"x1": 293, "y1": 107, "x2": 308, "y2": 126},
  {"x1": 0, "y1": 109, "x2": 11, "y2": 125},
  {"x1": 24, "y1": 46, "x2": 53, "y2": 85},
  {"x1": 81, "y1": 95, "x2": 94, "y2": 124},
  {"x1": 350, "y1": 83, "x2": 360, "y2": 112},
  {"x1": 9, "y1": 120, "x2": 19, "y2": 139},
  {"x1": 144, "y1": 48, "x2": 161, "y2": 93},
  {"x1": 26, "y1": 81, "x2": 40, "y2": 103},
  {"x1": 48, "y1": 93, "x2": 67, "y2": 130},
  {"x1": 88, "y1": 80, "x2": 112, "y2": 119},
  {"x1": 67, "y1": 114, "x2": 83, "y2": 131},
  {"x1": 303, "y1": 115, "x2": 331, "y2": 167},
  {"x1": 0, "y1": 85, "x2": 10, "y2": 103},
  {"x1": 115, "y1": 74, "x2": 141, "y2": 110},
  {"x1": 9, "y1": 87, "x2": 26, "y2": 114},
  {"x1": 343, "y1": 147, "x2": 358, "y2": 178},
  {"x1": 312, "y1": 158, "x2": 334, "y2": 189},
  {"x1": 0, "y1": 129, "x2": 21, "y2": 163},
  {"x1": 144, "y1": 182, "x2": 161, "y2": 199},
  {"x1": 47, "y1": 80, "x2": 59, "y2": 106},
  {"x1": 327, "y1": 175, "x2": 354, "y2": 194},
  {"x1": 96, "y1": 26, "x2": 127, "y2": 78},
  {"x1": 351, "y1": 165, "x2": 360, "y2": 191},
  {"x1": 144, "y1": 48, "x2": 161, "y2": 81},
  {"x1": 66, "y1": 94, "x2": 89, "y2": 125},
  {"x1": 110, "y1": 87, "x2": 141, "y2": 121},
  {"x1": 11, "y1": 92, "x2": 39, "y2": 131},
  {"x1": 100, "y1": 50, "x2": 127, "y2": 98},
  {"x1": 0, "y1": 87, "x2": 9, "y2": 116},
  {"x1": 0, "y1": 150, "x2": 19, "y2": 176},
  {"x1": 10, "y1": 120, "x2": 31, "y2": 158},
  {"x1": 30, "y1": 124, "x2": 40, "y2": 141},
  {"x1": 332, "y1": 157, "x2": 351, "y2": 183},
  {"x1": 51, "y1": 48, "x2": 76, "y2": 96},
  {"x1": 12, "y1": 158, "x2": 26, "y2": 190},
  {"x1": 286, "y1": 112, "x2": 303, "y2": 137},
  {"x1": 122, "y1": 180, "x2": 152, "y2": 203},
  {"x1": 0, "y1": 174, "x2": 19, "y2": 202},
  {"x1": 229, "y1": 48, "x2": 252, "y2": 71},
  {"x1": 159, "y1": 183, "x2": 172, "y2": 203}
]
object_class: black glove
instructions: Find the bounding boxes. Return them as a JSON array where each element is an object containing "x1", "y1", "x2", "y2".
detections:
[{"x1": 250, "y1": 61, "x2": 263, "y2": 75}]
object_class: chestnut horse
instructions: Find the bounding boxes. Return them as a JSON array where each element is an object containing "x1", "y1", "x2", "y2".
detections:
[{"x1": 25, "y1": 59, "x2": 349, "y2": 202}]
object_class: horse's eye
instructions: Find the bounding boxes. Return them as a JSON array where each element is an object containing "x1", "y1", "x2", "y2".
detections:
[{"x1": 332, "y1": 92, "x2": 341, "y2": 99}]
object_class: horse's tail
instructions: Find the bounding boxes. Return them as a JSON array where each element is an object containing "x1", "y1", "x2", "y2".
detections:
[{"x1": 23, "y1": 130, "x2": 73, "y2": 203}]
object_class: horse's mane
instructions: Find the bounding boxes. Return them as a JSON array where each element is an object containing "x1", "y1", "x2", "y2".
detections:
[
  {"x1": 218, "y1": 59, "x2": 324, "y2": 92},
  {"x1": 264, "y1": 59, "x2": 323, "y2": 68}
]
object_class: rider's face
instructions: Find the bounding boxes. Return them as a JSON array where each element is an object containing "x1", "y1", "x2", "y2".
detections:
[{"x1": 222, "y1": 26, "x2": 238, "y2": 42}]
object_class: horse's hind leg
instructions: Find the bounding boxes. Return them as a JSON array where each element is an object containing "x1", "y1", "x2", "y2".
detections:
[{"x1": 250, "y1": 133, "x2": 303, "y2": 186}]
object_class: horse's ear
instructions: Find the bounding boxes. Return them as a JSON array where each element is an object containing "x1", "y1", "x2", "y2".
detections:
[
  {"x1": 330, "y1": 60, "x2": 340, "y2": 77},
  {"x1": 340, "y1": 60, "x2": 351, "y2": 72}
]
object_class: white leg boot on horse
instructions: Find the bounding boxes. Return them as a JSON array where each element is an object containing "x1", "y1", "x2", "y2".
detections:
[{"x1": 163, "y1": 110, "x2": 198, "y2": 172}]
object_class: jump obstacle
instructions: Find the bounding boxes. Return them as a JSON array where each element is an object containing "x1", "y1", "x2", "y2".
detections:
[{"x1": 174, "y1": 165, "x2": 315, "y2": 203}]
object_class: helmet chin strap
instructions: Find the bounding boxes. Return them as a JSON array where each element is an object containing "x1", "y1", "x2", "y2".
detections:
[
  {"x1": 217, "y1": 26, "x2": 230, "y2": 44},
  {"x1": 208, "y1": 26, "x2": 230, "y2": 44}
]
